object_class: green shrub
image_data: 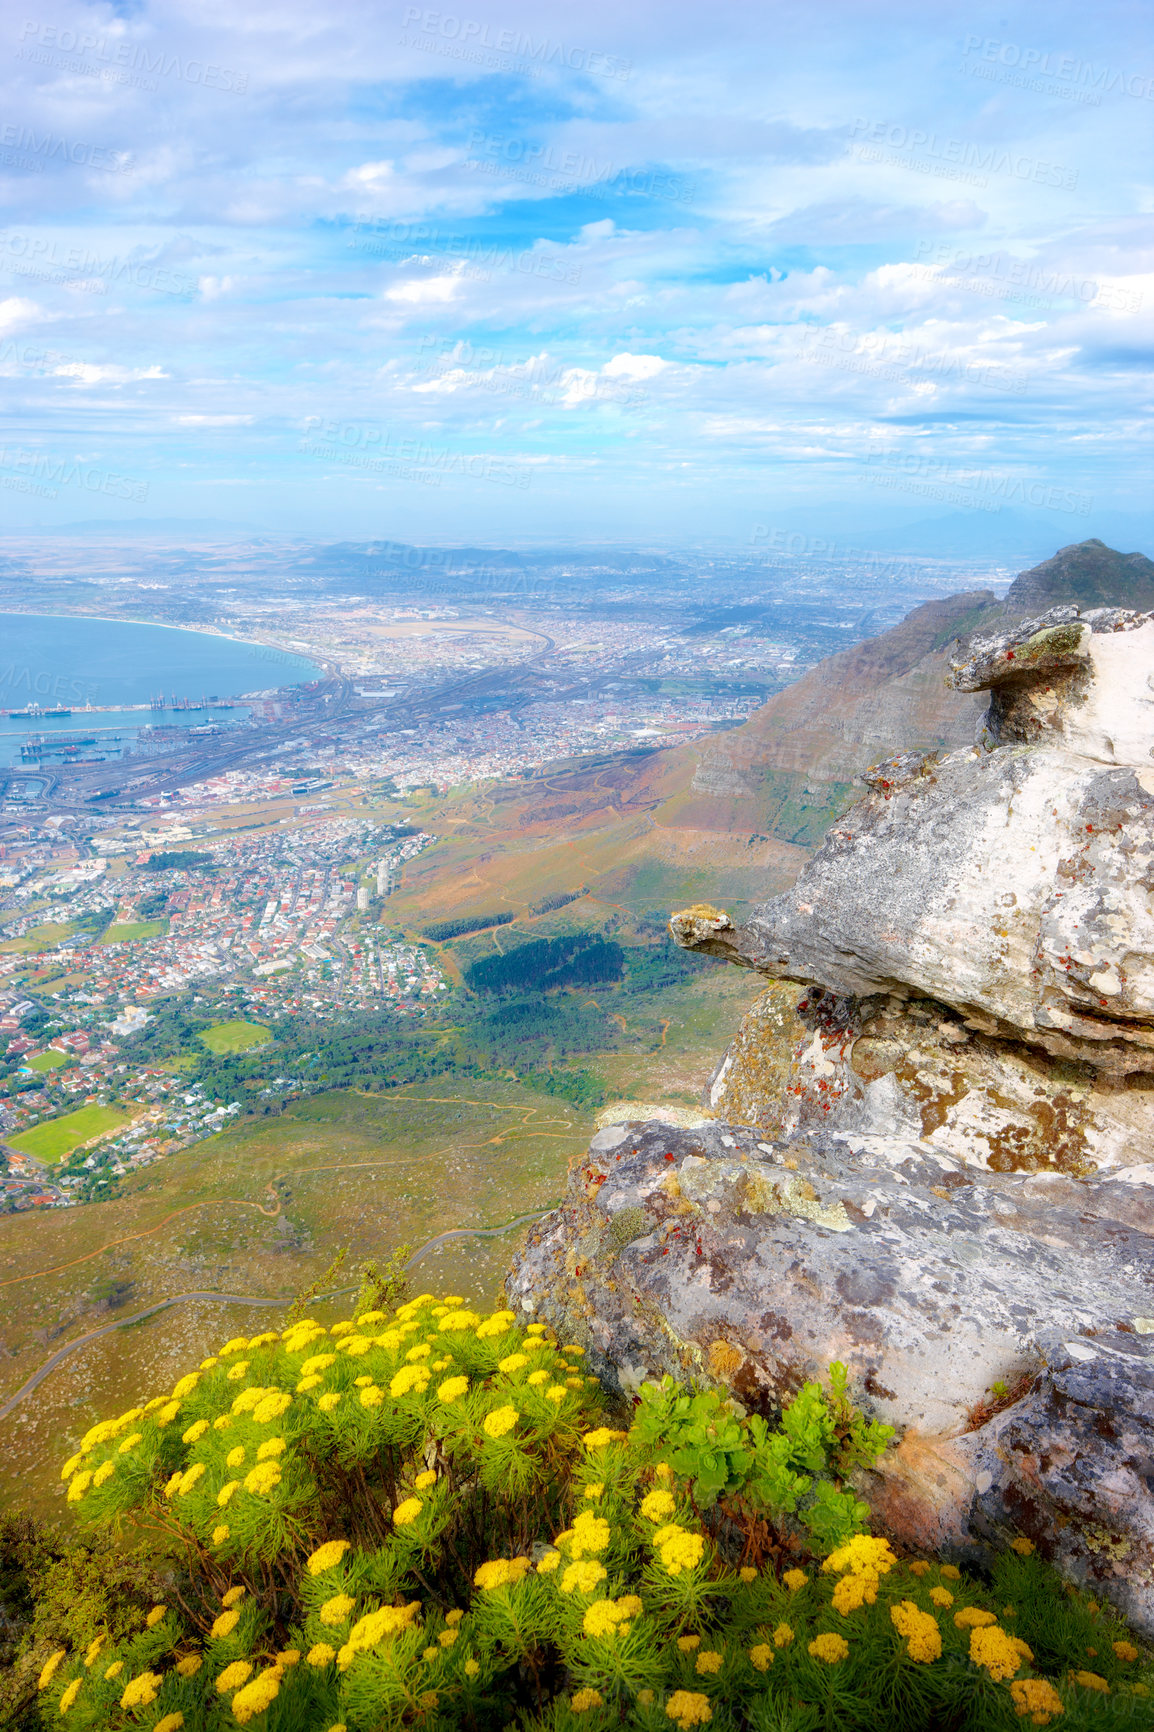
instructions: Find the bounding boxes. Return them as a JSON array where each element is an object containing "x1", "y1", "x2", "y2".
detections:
[{"x1": 41, "y1": 1294, "x2": 1152, "y2": 1730}]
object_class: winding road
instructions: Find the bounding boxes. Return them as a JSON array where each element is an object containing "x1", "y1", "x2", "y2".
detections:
[{"x1": 0, "y1": 1209, "x2": 552, "y2": 1426}]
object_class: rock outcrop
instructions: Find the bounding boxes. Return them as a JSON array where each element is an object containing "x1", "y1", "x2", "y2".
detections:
[{"x1": 507, "y1": 575, "x2": 1154, "y2": 1630}]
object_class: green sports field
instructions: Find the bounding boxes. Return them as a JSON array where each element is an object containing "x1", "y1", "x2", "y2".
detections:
[
  {"x1": 100, "y1": 920, "x2": 168, "y2": 945},
  {"x1": 25, "y1": 1050, "x2": 67, "y2": 1072},
  {"x1": 8, "y1": 1105, "x2": 129, "y2": 1164},
  {"x1": 199, "y1": 1020, "x2": 273, "y2": 1055}
]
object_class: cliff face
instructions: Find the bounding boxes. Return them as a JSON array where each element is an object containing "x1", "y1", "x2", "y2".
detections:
[{"x1": 507, "y1": 561, "x2": 1154, "y2": 1631}]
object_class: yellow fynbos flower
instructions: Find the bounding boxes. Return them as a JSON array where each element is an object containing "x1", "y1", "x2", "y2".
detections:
[
  {"x1": 308, "y1": 1643, "x2": 337, "y2": 1666},
  {"x1": 390, "y1": 1365, "x2": 430, "y2": 1398},
  {"x1": 182, "y1": 1420, "x2": 209, "y2": 1444},
  {"x1": 438, "y1": 1627, "x2": 458, "y2": 1647},
  {"x1": 955, "y1": 1607, "x2": 997, "y2": 1630},
  {"x1": 1009, "y1": 1678, "x2": 1064, "y2": 1723},
  {"x1": 483, "y1": 1404, "x2": 518, "y2": 1438},
  {"x1": 527, "y1": 1369, "x2": 550, "y2": 1385},
  {"x1": 211, "y1": 1608, "x2": 240, "y2": 1640},
  {"x1": 251, "y1": 1391, "x2": 291, "y2": 1424},
  {"x1": 1114, "y1": 1641, "x2": 1139, "y2": 1662},
  {"x1": 320, "y1": 1594, "x2": 356, "y2": 1626},
  {"x1": 696, "y1": 1650, "x2": 723, "y2": 1674},
  {"x1": 1071, "y1": 1671, "x2": 1109, "y2": 1694},
  {"x1": 172, "y1": 1373, "x2": 200, "y2": 1399},
  {"x1": 118, "y1": 1432, "x2": 142, "y2": 1454},
  {"x1": 256, "y1": 1437, "x2": 285, "y2": 1461},
  {"x1": 221, "y1": 1586, "x2": 246, "y2": 1608},
  {"x1": 66, "y1": 1472, "x2": 92, "y2": 1504},
  {"x1": 38, "y1": 1651, "x2": 67, "y2": 1690},
  {"x1": 666, "y1": 1690, "x2": 713, "y2": 1728},
  {"x1": 155, "y1": 1716, "x2": 185, "y2": 1732},
  {"x1": 474, "y1": 1557, "x2": 532, "y2": 1590},
  {"x1": 84, "y1": 1635, "x2": 105, "y2": 1668},
  {"x1": 243, "y1": 1461, "x2": 282, "y2": 1496},
  {"x1": 739, "y1": 1567, "x2": 758, "y2": 1584},
  {"x1": 653, "y1": 1524, "x2": 705, "y2": 1575},
  {"x1": 104, "y1": 1661, "x2": 124, "y2": 1681},
  {"x1": 231, "y1": 1669, "x2": 281, "y2": 1723},
  {"x1": 217, "y1": 1481, "x2": 239, "y2": 1508},
  {"x1": 561, "y1": 1559, "x2": 607, "y2": 1595},
  {"x1": 92, "y1": 1461, "x2": 115, "y2": 1488},
  {"x1": 566, "y1": 1510, "x2": 610, "y2": 1557},
  {"x1": 571, "y1": 1688, "x2": 604, "y2": 1711},
  {"x1": 678, "y1": 1635, "x2": 701, "y2": 1652},
  {"x1": 891, "y1": 1601, "x2": 942, "y2": 1663},
  {"x1": 215, "y1": 1660, "x2": 253, "y2": 1693},
  {"x1": 415, "y1": 1470, "x2": 437, "y2": 1490},
  {"x1": 773, "y1": 1624, "x2": 793, "y2": 1648},
  {"x1": 120, "y1": 1671, "x2": 162, "y2": 1710},
  {"x1": 809, "y1": 1632, "x2": 849, "y2": 1664},
  {"x1": 582, "y1": 1427, "x2": 627, "y2": 1450},
  {"x1": 498, "y1": 1353, "x2": 528, "y2": 1374},
  {"x1": 176, "y1": 1655, "x2": 203, "y2": 1677},
  {"x1": 749, "y1": 1643, "x2": 773, "y2": 1671},
  {"x1": 832, "y1": 1573, "x2": 875, "y2": 1614},
  {"x1": 393, "y1": 1497, "x2": 422, "y2": 1527},
  {"x1": 970, "y1": 1625, "x2": 1025, "y2": 1681},
  {"x1": 318, "y1": 1392, "x2": 341, "y2": 1412},
  {"x1": 1011, "y1": 1537, "x2": 1036, "y2": 1556},
  {"x1": 783, "y1": 1568, "x2": 808, "y2": 1592},
  {"x1": 146, "y1": 1604, "x2": 167, "y2": 1627},
  {"x1": 307, "y1": 1540, "x2": 350, "y2": 1575},
  {"x1": 212, "y1": 1524, "x2": 230, "y2": 1545},
  {"x1": 437, "y1": 1375, "x2": 469, "y2": 1403},
  {"x1": 226, "y1": 1361, "x2": 250, "y2": 1381},
  {"x1": 641, "y1": 1487, "x2": 676, "y2": 1522}
]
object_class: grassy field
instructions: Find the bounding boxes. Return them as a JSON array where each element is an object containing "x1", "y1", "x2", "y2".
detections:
[
  {"x1": 199, "y1": 1020, "x2": 272, "y2": 1055},
  {"x1": 25, "y1": 1050, "x2": 67, "y2": 1072},
  {"x1": 0, "y1": 922, "x2": 76, "y2": 955},
  {"x1": 8, "y1": 1105, "x2": 128, "y2": 1164},
  {"x1": 100, "y1": 919, "x2": 167, "y2": 945}
]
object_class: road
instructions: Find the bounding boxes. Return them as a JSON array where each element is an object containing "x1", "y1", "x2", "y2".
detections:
[{"x1": 0, "y1": 1209, "x2": 551, "y2": 1425}]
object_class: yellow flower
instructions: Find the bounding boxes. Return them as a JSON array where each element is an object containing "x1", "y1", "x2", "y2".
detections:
[
  {"x1": 219, "y1": 1336, "x2": 249, "y2": 1357},
  {"x1": 215, "y1": 1660, "x2": 253, "y2": 1693},
  {"x1": 1011, "y1": 1537, "x2": 1035, "y2": 1556},
  {"x1": 473, "y1": 1557, "x2": 532, "y2": 1590},
  {"x1": 278, "y1": 1650, "x2": 300, "y2": 1667},
  {"x1": 567, "y1": 1510, "x2": 611, "y2": 1557},
  {"x1": 212, "y1": 1524, "x2": 230, "y2": 1545},
  {"x1": 214, "y1": 1415, "x2": 234, "y2": 1431},
  {"x1": 155, "y1": 1402, "x2": 180, "y2": 1427},
  {"x1": 678, "y1": 1635, "x2": 701, "y2": 1652},
  {"x1": 155, "y1": 1714, "x2": 184, "y2": 1732},
  {"x1": 653, "y1": 1524, "x2": 705, "y2": 1576},
  {"x1": 665, "y1": 1689, "x2": 713, "y2": 1727},
  {"x1": 476, "y1": 1310, "x2": 515, "y2": 1338},
  {"x1": 172, "y1": 1373, "x2": 200, "y2": 1398},
  {"x1": 546, "y1": 1385, "x2": 567, "y2": 1403},
  {"x1": 940, "y1": 1565, "x2": 961, "y2": 1580},
  {"x1": 537, "y1": 1551, "x2": 561, "y2": 1574},
  {"x1": 92, "y1": 1461, "x2": 115, "y2": 1488},
  {"x1": 182, "y1": 1419, "x2": 209, "y2": 1444},
  {"x1": 231, "y1": 1669, "x2": 281, "y2": 1724},
  {"x1": 66, "y1": 1472, "x2": 92, "y2": 1504},
  {"x1": 318, "y1": 1392, "x2": 341, "y2": 1413},
  {"x1": 38, "y1": 1650, "x2": 67, "y2": 1691},
  {"x1": 891, "y1": 1601, "x2": 941, "y2": 1663},
  {"x1": 832, "y1": 1573, "x2": 875, "y2": 1614},
  {"x1": 211, "y1": 1608, "x2": 240, "y2": 1640},
  {"x1": 483, "y1": 1404, "x2": 519, "y2": 1438},
  {"x1": 256, "y1": 1437, "x2": 285, "y2": 1461},
  {"x1": 908, "y1": 1560, "x2": 930, "y2": 1577},
  {"x1": 231, "y1": 1387, "x2": 266, "y2": 1415},
  {"x1": 1009, "y1": 1678, "x2": 1064, "y2": 1724},
  {"x1": 437, "y1": 1375, "x2": 469, "y2": 1404},
  {"x1": 809, "y1": 1632, "x2": 849, "y2": 1664},
  {"x1": 739, "y1": 1566, "x2": 757, "y2": 1584},
  {"x1": 414, "y1": 1470, "x2": 437, "y2": 1490},
  {"x1": 561, "y1": 1559, "x2": 607, "y2": 1595},
  {"x1": 120, "y1": 1670, "x2": 162, "y2": 1710},
  {"x1": 390, "y1": 1364, "x2": 431, "y2": 1398},
  {"x1": 583, "y1": 1483, "x2": 604, "y2": 1500},
  {"x1": 1114, "y1": 1642, "x2": 1138, "y2": 1662},
  {"x1": 783, "y1": 1569, "x2": 808, "y2": 1592},
  {"x1": 749, "y1": 1643, "x2": 773, "y2": 1671},
  {"x1": 439, "y1": 1309, "x2": 481, "y2": 1333},
  {"x1": 464, "y1": 1659, "x2": 480, "y2": 1677},
  {"x1": 438, "y1": 1627, "x2": 459, "y2": 1647},
  {"x1": 297, "y1": 1376, "x2": 322, "y2": 1392},
  {"x1": 243, "y1": 1461, "x2": 282, "y2": 1496},
  {"x1": 307, "y1": 1540, "x2": 350, "y2": 1575},
  {"x1": 217, "y1": 1481, "x2": 239, "y2": 1508},
  {"x1": 571, "y1": 1687, "x2": 604, "y2": 1711},
  {"x1": 823, "y1": 1534, "x2": 897, "y2": 1580},
  {"x1": 301, "y1": 1353, "x2": 337, "y2": 1376},
  {"x1": 320, "y1": 1594, "x2": 357, "y2": 1626},
  {"x1": 221, "y1": 1586, "x2": 246, "y2": 1608},
  {"x1": 527, "y1": 1369, "x2": 550, "y2": 1386},
  {"x1": 970, "y1": 1625, "x2": 1025, "y2": 1682},
  {"x1": 61, "y1": 1454, "x2": 84, "y2": 1480},
  {"x1": 308, "y1": 1643, "x2": 337, "y2": 1666},
  {"x1": 1071, "y1": 1671, "x2": 1109, "y2": 1694},
  {"x1": 393, "y1": 1497, "x2": 422, "y2": 1527},
  {"x1": 498, "y1": 1353, "x2": 528, "y2": 1374},
  {"x1": 226, "y1": 1361, "x2": 250, "y2": 1381},
  {"x1": 563, "y1": 1344, "x2": 585, "y2": 1356},
  {"x1": 146, "y1": 1604, "x2": 167, "y2": 1627},
  {"x1": 583, "y1": 1597, "x2": 639, "y2": 1638},
  {"x1": 773, "y1": 1624, "x2": 793, "y2": 1648},
  {"x1": 929, "y1": 1587, "x2": 954, "y2": 1608},
  {"x1": 176, "y1": 1655, "x2": 203, "y2": 1677},
  {"x1": 583, "y1": 1427, "x2": 627, "y2": 1450},
  {"x1": 251, "y1": 1391, "x2": 291, "y2": 1424},
  {"x1": 356, "y1": 1310, "x2": 386, "y2": 1326},
  {"x1": 955, "y1": 1607, "x2": 998, "y2": 1630},
  {"x1": 104, "y1": 1661, "x2": 124, "y2": 1681},
  {"x1": 641, "y1": 1488, "x2": 677, "y2": 1522},
  {"x1": 696, "y1": 1650, "x2": 723, "y2": 1674},
  {"x1": 360, "y1": 1385, "x2": 384, "y2": 1408},
  {"x1": 83, "y1": 1635, "x2": 105, "y2": 1668}
]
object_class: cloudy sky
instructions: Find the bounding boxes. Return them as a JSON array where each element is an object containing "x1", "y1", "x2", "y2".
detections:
[{"x1": 0, "y1": 0, "x2": 1149, "y2": 545}]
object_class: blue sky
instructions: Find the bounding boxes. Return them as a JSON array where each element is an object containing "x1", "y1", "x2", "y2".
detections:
[{"x1": 0, "y1": 0, "x2": 1150, "y2": 546}]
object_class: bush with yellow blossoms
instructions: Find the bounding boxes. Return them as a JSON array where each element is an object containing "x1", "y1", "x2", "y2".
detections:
[{"x1": 36, "y1": 1292, "x2": 1154, "y2": 1730}]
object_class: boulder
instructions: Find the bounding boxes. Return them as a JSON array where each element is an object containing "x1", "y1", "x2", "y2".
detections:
[{"x1": 507, "y1": 1118, "x2": 1154, "y2": 1631}]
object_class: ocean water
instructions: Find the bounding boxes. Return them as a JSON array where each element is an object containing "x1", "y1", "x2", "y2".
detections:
[{"x1": 0, "y1": 613, "x2": 320, "y2": 770}]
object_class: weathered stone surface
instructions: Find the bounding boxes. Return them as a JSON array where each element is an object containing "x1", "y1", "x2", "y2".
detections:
[
  {"x1": 507, "y1": 1118, "x2": 1154, "y2": 1628},
  {"x1": 672, "y1": 610, "x2": 1154, "y2": 1077}
]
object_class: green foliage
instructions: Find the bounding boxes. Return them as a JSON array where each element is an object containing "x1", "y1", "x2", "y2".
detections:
[
  {"x1": 40, "y1": 1293, "x2": 1152, "y2": 1730},
  {"x1": 355, "y1": 1243, "x2": 412, "y2": 1317},
  {"x1": 140, "y1": 851, "x2": 215, "y2": 871},
  {"x1": 423, "y1": 910, "x2": 513, "y2": 941},
  {"x1": 464, "y1": 934, "x2": 624, "y2": 996}
]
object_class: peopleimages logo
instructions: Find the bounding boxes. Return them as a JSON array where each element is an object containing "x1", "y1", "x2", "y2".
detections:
[
  {"x1": 16, "y1": 21, "x2": 249, "y2": 93},
  {"x1": 960, "y1": 35, "x2": 1154, "y2": 102},
  {"x1": 299, "y1": 419, "x2": 531, "y2": 489},
  {"x1": 848, "y1": 119, "x2": 1078, "y2": 189},
  {"x1": 0, "y1": 445, "x2": 148, "y2": 501},
  {"x1": 0, "y1": 123, "x2": 131, "y2": 174},
  {"x1": 864, "y1": 448, "x2": 1093, "y2": 516},
  {"x1": 399, "y1": 8, "x2": 632, "y2": 80}
]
